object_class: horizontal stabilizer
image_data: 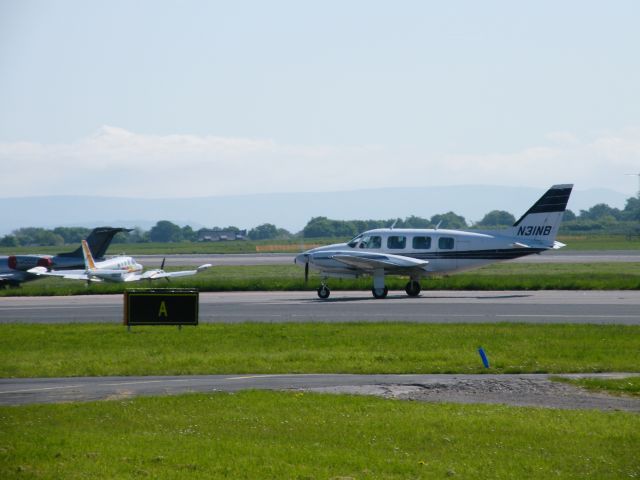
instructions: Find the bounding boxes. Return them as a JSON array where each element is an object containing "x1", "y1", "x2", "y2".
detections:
[{"x1": 27, "y1": 267, "x2": 48, "y2": 274}]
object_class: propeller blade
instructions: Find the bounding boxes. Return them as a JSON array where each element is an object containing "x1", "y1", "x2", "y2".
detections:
[
  {"x1": 304, "y1": 258, "x2": 309, "y2": 285},
  {"x1": 160, "y1": 257, "x2": 166, "y2": 270}
]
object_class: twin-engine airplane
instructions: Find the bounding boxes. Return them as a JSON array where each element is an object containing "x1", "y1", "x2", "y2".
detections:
[
  {"x1": 0, "y1": 227, "x2": 130, "y2": 287},
  {"x1": 29, "y1": 240, "x2": 211, "y2": 283},
  {"x1": 295, "y1": 184, "x2": 573, "y2": 299}
]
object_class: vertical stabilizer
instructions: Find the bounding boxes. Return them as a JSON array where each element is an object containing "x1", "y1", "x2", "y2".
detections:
[
  {"x1": 506, "y1": 184, "x2": 573, "y2": 245},
  {"x1": 58, "y1": 227, "x2": 131, "y2": 259},
  {"x1": 81, "y1": 240, "x2": 98, "y2": 271}
]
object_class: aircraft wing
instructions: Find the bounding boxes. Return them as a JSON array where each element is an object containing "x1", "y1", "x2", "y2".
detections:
[
  {"x1": 331, "y1": 253, "x2": 428, "y2": 273},
  {"x1": 510, "y1": 240, "x2": 565, "y2": 250},
  {"x1": 136, "y1": 264, "x2": 212, "y2": 281},
  {"x1": 27, "y1": 267, "x2": 101, "y2": 282}
]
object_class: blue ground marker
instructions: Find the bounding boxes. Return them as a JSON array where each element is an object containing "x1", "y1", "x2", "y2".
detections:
[{"x1": 478, "y1": 347, "x2": 490, "y2": 368}]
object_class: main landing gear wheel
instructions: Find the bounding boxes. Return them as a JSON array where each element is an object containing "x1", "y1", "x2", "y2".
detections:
[
  {"x1": 372, "y1": 287, "x2": 388, "y2": 299},
  {"x1": 405, "y1": 280, "x2": 421, "y2": 297},
  {"x1": 317, "y1": 285, "x2": 330, "y2": 299}
]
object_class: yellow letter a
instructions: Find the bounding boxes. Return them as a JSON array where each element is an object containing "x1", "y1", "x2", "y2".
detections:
[{"x1": 158, "y1": 301, "x2": 168, "y2": 318}]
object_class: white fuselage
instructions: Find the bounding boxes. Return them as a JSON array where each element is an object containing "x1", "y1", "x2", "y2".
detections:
[
  {"x1": 294, "y1": 184, "x2": 572, "y2": 299},
  {"x1": 87, "y1": 256, "x2": 144, "y2": 282},
  {"x1": 296, "y1": 228, "x2": 544, "y2": 278}
]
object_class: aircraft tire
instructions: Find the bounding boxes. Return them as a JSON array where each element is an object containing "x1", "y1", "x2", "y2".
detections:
[
  {"x1": 405, "y1": 280, "x2": 421, "y2": 297},
  {"x1": 317, "y1": 285, "x2": 330, "y2": 299},
  {"x1": 372, "y1": 287, "x2": 388, "y2": 299}
]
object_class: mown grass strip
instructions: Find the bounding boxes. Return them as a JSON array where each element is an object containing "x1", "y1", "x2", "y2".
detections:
[
  {"x1": 1, "y1": 391, "x2": 638, "y2": 479},
  {"x1": 2, "y1": 262, "x2": 639, "y2": 297},
  {"x1": 556, "y1": 234, "x2": 640, "y2": 251},
  {"x1": 552, "y1": 376, "x2": 640, "y2": 397},
  {"x1": 1, "y1": 323, "x2": 638, "y2": 378}
]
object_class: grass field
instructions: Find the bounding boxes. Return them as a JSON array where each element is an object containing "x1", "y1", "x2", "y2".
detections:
[
  {"x1": 1, "y1": 391, "x2": 638, "y2": 479},
  {"x1": 1, "y1": 323, "x2": 638, "y2": 378},
  {"x1": 0, "y1": 234, "x2": 638, "y2": 256},
  {"x1": 553, "y1": 376, "x2": 640, "y2": 397},
  {"x1": 2, "y1": 236, "x2": 637, "y2": 478},
  {"x1": 556, "y1": 234, "x2": 640, "y2": 251},
  {"x1": 0, "y1": 238, "x2": 320, "y2": 256},
  {"x1": 2, "y1": 262, "x2": 638, "y2": 297}
]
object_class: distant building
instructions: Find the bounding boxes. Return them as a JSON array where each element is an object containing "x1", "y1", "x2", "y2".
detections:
[{"x1": 197, "y1": 229, "x2": 246, "y2": 242}]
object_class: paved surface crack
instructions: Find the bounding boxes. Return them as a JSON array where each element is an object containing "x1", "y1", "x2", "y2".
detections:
[{"x1": 301, "y1": 378, "x2": 640, "y2": 412}]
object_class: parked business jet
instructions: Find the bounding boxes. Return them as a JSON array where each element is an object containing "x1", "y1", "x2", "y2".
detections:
[
  {"x1": 0, "y1": 227, "x2": 130, "y2": 287},
  {"x1": 29, "y1": 240, "x2": 211, "y2": 283},
  {"x1": 295, "y1": 184, "x2": 573, "y2": 299}
]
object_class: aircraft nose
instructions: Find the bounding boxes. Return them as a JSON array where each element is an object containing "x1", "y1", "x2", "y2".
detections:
[{"x1": 294, "y1": 253, "x2": 308, "y2": 266}]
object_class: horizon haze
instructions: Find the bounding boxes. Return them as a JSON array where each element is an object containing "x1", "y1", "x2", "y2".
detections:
[
  {"x1": 0, "y1": 185, "x2": 630, "y2": 235},
  {"x1": 1, "y1": 1, "x2": 639, "y2": 212}
]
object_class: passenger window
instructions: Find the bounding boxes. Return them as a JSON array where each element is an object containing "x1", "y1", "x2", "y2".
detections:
[
  {"x1": 438, "y1": 237, "x2": 454, "y2": 250},
  {"x1": 413, "y1": 236, "x2": 431, "y2": 249},
  {"x1": 387, "y1": 236, "x2": 406, "y2": 249},
  {"x1": 360, "y1": 236, "x2": 381, "y2": 249}
]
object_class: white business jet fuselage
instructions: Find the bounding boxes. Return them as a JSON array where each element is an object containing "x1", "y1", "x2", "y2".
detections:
[
  {"x1": 29, "y1": 240, "x2": 211, "y2": 283},
  {"x1": 295, "y1": 184, "x2": 573, "y2": 299}
]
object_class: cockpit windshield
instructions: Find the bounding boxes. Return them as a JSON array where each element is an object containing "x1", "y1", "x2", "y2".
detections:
[{"x1": 347, "y1": 234, "x2": 363, "y2": 248}]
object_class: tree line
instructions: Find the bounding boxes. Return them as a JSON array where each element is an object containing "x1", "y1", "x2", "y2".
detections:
[
  {"x1": 301, "y1": 197, "x2": 640, "y2": 238},
  {"x1": 1, "y1": 197, "x2": 638, "y2": 247}
]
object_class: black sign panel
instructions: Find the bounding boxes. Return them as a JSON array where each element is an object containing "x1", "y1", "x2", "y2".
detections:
[{"x1": 124, "y1": 289, "x2": 199, "y2": 326}]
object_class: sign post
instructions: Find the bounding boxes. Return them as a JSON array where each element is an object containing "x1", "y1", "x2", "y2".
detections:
[{"x1": 124, "y1": 289, "x2": 199, "y2": 330}]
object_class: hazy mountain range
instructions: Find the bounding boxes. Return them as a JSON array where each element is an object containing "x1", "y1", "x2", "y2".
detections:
[{"x1": 0, "y1": 185, "x2": 631, "y2": 236}]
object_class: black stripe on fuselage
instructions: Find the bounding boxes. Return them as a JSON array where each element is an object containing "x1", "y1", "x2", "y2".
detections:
[
  {"x1": 405, "y1": 248, "x2": 546, "y2": 260},
  {"x1": 315, "y1": 248, "x2": 545, "y2": 262}
]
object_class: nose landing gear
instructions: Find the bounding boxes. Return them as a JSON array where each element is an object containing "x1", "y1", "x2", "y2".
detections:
[{"x1": 317, "y1": 283, "x2": 330, "y2": 299}]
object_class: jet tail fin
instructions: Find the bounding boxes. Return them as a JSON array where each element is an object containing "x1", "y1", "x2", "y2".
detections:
[
  {"x1": 505, "y1": 184, "x2": 573, "y2": 246},
  {"x1": 58, "y1": 227, "x2": 131, "y2": 259}
]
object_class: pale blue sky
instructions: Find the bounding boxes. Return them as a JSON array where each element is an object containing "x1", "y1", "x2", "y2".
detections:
[{"x1": 0, "y1": 0, "x2": 639, "y2": 198}]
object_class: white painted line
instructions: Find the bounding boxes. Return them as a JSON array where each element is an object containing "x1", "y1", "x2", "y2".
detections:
[
  {"x1": 0, "y1": 379, "x2": 200, "y2": 395},
  {"x1": 0, "y1": 384, "x2": 83, "y2": 394},
  {"x1": 225, "y1": 374, "x2": 323, "y2": 381},
  {"x1": 0, "y1": 305, "x2": 114, "y2": 311},
  {"x1": 101, "y1": 379, "x2": 192, "y2": 387}
]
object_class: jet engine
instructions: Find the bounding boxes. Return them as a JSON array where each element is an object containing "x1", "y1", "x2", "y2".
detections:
[{"x1": 4, "y1": 255, "x2": 53, "y2": 271}]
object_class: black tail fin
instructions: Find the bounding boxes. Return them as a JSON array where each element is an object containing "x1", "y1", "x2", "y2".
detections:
[{"x1": 58, "y1": 227, "x2": 132, "y2": 259}]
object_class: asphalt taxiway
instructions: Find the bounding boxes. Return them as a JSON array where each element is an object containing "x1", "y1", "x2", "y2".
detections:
[
  {"x1": 1, "y1": 290, "x2": 639, "y2": 324},
  {"x1": 2, "y1": 373, "x2": 639, "y2": 411}
]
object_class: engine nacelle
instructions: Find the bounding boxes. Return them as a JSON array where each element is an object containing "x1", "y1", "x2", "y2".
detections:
[{"x1": 6, "y1": 255, "x2": 53, "y2": 271}]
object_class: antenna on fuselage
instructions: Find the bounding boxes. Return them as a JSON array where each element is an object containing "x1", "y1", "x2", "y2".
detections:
[
  {"x1": 389, "y1": 219, "x2": 398, "y2": 229},
  {"x1": 435, "y1": 220, "x2": 442, "y2": 230}
]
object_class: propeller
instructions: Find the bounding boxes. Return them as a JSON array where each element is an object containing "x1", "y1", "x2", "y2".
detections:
[
  {"x1": 304, "y1": 256, "x2": 309, "y2": 285},
  {"x1": 299, "y1": 231, "x2": 309, "y2": 285},
  {"x1": 160, "y1": 258, "x2": 170, "y2": 282}
]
